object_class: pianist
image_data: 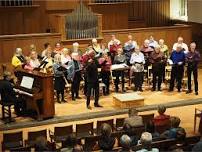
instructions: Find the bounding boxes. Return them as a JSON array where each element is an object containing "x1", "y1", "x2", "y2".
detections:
[{"x1": 0, "y1": 71, "x2": 22, "y2": 116}]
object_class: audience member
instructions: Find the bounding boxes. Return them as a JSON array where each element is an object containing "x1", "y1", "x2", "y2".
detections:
[
  {"x1": 192, "y1": 140, "x2": 202, "y2": 152},
  {"x1": 61, "y1": 134, "x2": 78, "y2": 152},
  {"x1": 72, "y1": 144, "x2": 84, "y2": 152},
  {"x1": 119, "y1": 134, "x2": 133, "y2": 152},
  {"x1": 137, "y1": 132, "x2": 159, "y2": 152},
  {"x1": 98, "y1": 123, "x2": 116, "y2": 151},
  {"x1": 145, "y1": 121, "x2": 160, "y2": 139},
  {"x1": 161, "y1": 116, "x2": 186, "y2": 139},
  {"x1": 153, "y1": 105, "x2": 170, "y2": 126},
  {"x1": 34, "y1": 136, "x2": 50, "y2": 151},
  {"x1": 173, "y1": 37, "x2": 188, "y2": 54}
]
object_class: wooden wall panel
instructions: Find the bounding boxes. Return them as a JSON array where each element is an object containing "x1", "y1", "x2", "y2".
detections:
[
  {"x1": 102, "y1": 25, "x2": 192, "y2": 52},
  {"x1": 128, "y1": 0, "x2": 170, "y2": 27},
  {"x1": 0, "y1": 33, "x2": 61, "y2": 63}
]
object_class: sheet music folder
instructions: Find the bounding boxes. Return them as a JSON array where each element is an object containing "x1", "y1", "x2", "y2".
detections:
[{"x1": 20, "y1": 76, "x2": 34, "y2": 90}]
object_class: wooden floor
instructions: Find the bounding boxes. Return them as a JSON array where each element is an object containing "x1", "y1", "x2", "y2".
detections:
[{"x1": 0, "y1": 70, "x2": 202, "y2": 149}]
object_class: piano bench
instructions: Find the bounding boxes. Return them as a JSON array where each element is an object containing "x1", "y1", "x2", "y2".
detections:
[{"x1": 0, "y1": 101, "x2": 15, "y2": 123}]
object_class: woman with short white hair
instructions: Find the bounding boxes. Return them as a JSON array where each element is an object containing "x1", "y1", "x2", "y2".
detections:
[{"x1": 11, "y1": 48, "x2": 26, "y2": 68}]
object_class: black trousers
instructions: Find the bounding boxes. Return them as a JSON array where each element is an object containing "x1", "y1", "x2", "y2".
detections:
[
  {"x1": 114, "y1": 71, "x2": 125, "y2": 92},
  {"x1": 187, "y1": 66, "x2": 198, "y2": 92},
  {"x1": 152, "y1": 66, "x2": 163, "y2": 90},
  {"x1": 86, "y1": 82, "x2": 99, "y2": 107},
  {"x1": 101, "y1": 71, "x2": 110, "y2": 94},
  {"x1": 169, "y1": 65, "x2": 184, "y2": 91},
  {"x1": 71, "y1": 71, "x2": 81, "y2": 99},
  {"x1": 162, "y1": 64, "x2": 166, "y2": 82},
  {"x1": 134, "y1": 72, "x2": 144, "y2": 90}
]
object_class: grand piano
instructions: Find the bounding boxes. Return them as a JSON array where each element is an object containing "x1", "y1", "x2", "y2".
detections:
[{"x1": 14, "y1": 68, "x2": 55, "y2": 120}]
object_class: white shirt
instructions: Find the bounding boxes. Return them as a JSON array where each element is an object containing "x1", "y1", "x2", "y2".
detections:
[
  {"x1": 149, "y1": 40, "x2": 158, "y2": 48},
  {"x1": 172, "y1": 42, "x2": 189, "y2": 54},
  {"x1": 108, "y1": 39, "x2": 121, "y2": 49},
  {"x1": 41, "y1": 49, "x2": 47, "y2": 57},
  {"x1": 130, "y1": 52, "x2": 145, "y2": 64}
]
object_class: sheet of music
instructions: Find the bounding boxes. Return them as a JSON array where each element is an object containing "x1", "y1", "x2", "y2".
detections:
[{"x1": 20, "y1": 76, "x2": 34, "y2": 89}]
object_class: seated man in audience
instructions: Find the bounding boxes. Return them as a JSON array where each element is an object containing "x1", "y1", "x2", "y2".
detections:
[
  {"x1": 98, "y1": 123, "x2": 116, "y2": 151},
  {"x1": 169, "y1": 44, "x2": 186, "y2": 92},
  {"x1": 173, "y1": 37, "x2": 189, "y2": 54},
  {"x1": 34, "y1": 136, "x2": 50, "y2": 151},
  {"x1": 153, "y1": 105, "x2": 170, "y2": 127},
  {"x1": 108, "y1": 34, "x2": 121, "y2": 62},
  {"x1": 124, "y1": 34, "x2": 137, "y2": 65},
  {"x1": 161, "y1": 116, "x2": 186, "y2": 139},
  {"x1": 123, "y1": 108, "x2": 144, "y2": 146},
  {"x1": 119, "y1": 134, "x2": 133, "y2": 152},
  {"x1": 11, "y1": 48, "x2": 26, "y2": 68},
  {"x1": 149, "y1": 35, "x2": 158, "y2": 49},
  {"x1": 61, "y1": 134, "x2": 78, "y2": 152},
  {"x1": 137, "y1": 132, "x2": 159, "y2": 152}
]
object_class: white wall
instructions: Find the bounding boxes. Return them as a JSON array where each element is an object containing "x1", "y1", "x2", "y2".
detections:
[{"x1": 188, "y1": 0, "x2": 202, "y2": 23}]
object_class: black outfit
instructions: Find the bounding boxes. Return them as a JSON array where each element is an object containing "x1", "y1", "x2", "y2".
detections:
[
  {"x1": 86, "y1": 59, "x2": 100, "y2": 107},
  {"x1": 150, "y1": 52, "x2": 166, "y2": 91},
  {"x1": 113, "y1": 54, "x2": 126, "y2": 92},
  {"x1": 101, "y1": 71, "x2": 110, "y2": 95},
  {"x1": 0, "y1": 79, "x2": 22, "y2": 115},
  {"x1": 186, "y1": 51, "x2": 200, "y2": 94},
  {"x1": 98, "y1": 136, "x2": 115, "y2": 151},
  {"x1": 71, "y1": 60, "x2": 82, "y2": 100}
]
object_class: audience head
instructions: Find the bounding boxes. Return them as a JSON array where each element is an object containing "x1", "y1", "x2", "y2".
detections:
[
  {"x1": 157, "y1": 105, "x2": 167, "y2": 115},
  {"x1": 15, "y1": 48, "x2": 23, "y2": 56},
  {"x1": 154, "y1": 45, "x2": 161, "y2": 53},
  {"x1": 92, "y1": 38, "x2": 97, "y2": 45},
  {"x1": 30, "y1": 51, "x2": 38, "y2": 60},
  {"x1": 64, "y1": 134, "x2": 78, "y2": 148},
  {"x1": 128, "y1": 108, "x2": 138, "y2": 117},
  {"x1": 140, "y1": 132, "x2": 153, "y2": 148},
  {"x1": 177, "y1": 37, "x2": 184, "y2": 44},
  {"x1": 190, "y1": 42, "x2": 196, "y2": 52},
  {"x1": 54, "y1": 54, "x2": 61, "y2": 64},
  {"x1": 34, "y1": 136, "x2": 48, "y2": 151},
  {"x1": 30, "y1": 44, "x2": 36, "y2": 52},
  {"x1": 159, "y1": 39, "x2": 165, "y2": 45},
  {"x1": 72, "y1": 144, "x2": 83, "y2": 152},
  {"x1": 120, "y1": 134, "x2": 132, "y2": 150},
  {"x1": 144, "y1": 39, "x2": 150, "y2": 47},
  {"x1": 170, "y1": 116, "x2": 181, "y2": 128},
  {"x1": 100, "y1": 123, "x2": 112, "y2": 137}
]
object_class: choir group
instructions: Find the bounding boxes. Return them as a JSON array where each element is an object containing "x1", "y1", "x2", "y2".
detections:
[{"x1": 11, "y1": 35, "x2": 201, "y2": 109}]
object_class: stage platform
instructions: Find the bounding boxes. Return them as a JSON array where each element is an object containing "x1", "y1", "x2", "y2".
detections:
[{"x1": 0, "y1": 69, "x2": 202, "y2": 131}]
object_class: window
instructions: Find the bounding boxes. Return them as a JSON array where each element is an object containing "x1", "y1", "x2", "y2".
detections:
[{"x1": 170, "y1": 0, "x2": 188, "y2": 21}]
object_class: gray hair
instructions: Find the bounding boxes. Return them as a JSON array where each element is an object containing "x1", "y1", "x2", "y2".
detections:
[
  {"x1": 120, "y1": 134, "x2": 131, "y2": 149},
  {"x1": 140, "y1": 132, "x2": 152, "y2": 145}
]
